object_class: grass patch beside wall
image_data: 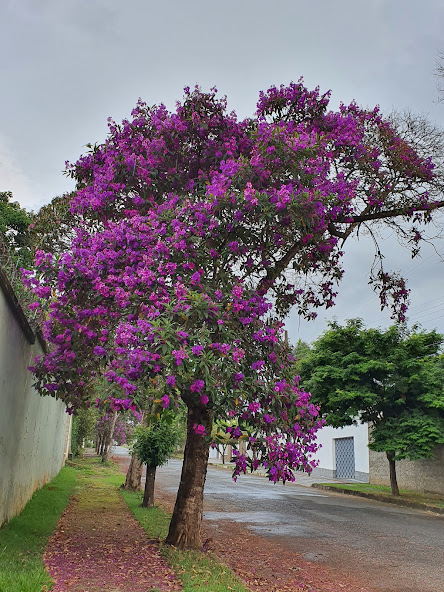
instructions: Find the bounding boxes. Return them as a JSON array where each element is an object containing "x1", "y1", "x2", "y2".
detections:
[
  {"x1": 318, "y1": 482, "x2": 444, "y2": 508},
  {"x1": 0, "y1": 466, "x2": 77, "y2": 592}
]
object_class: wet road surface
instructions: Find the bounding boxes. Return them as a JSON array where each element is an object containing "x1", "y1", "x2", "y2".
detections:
[{"x1": 154, "y1": 458, "x2": 444, "y2": 592}]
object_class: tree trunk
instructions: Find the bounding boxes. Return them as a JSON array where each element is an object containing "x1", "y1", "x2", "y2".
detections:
[
  {"x1": 142, "y1": 465, "x2": 156, "y2": 508},
  {"x1": 102, "y1": 410, "x2": 118, "y2": 463},
  {"x1": 124, "y1": 454, "x2": 144, "y2": 490},
  {"x1": 165, "y1": 402, "x2": 212, "y2": 550},
  {"x1": 124, "y1": 410, "x2": 147, "y2": 490},
  {"x1": 387, "y1": 451, "x2": 400, "y2": 496}
]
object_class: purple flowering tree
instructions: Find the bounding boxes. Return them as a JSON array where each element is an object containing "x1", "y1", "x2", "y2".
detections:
[
  {"x1": 26, "y1": 82, "x2": 444, "y2": 549},
  {"x1": 94, "y1": 398, "x2": 141, "y2": 462},
  {"x1": 95, "y1": 410, "x2": 118, "y2": 462}
]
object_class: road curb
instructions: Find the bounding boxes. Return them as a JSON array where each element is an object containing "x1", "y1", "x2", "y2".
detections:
[{"x1": 311, "y1": 484, "x2": 444, "y2": 515}]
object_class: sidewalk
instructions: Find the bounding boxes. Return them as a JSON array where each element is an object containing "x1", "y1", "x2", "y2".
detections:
[{"x1": 44, "y1": 462, "x2": 181, "y2": 592}]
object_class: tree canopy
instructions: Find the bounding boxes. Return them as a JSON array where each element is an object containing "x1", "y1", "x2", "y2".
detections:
[
  {"x1": 297, "y1": 319, "x2": 444, "y2": 494},
  {"x1": 132, "y1": 419, "x2": 177, "y2": 470},
  {"x1": 24, "y1": 81, "x2": 444, "y2": 545},
  {"x1": 0, "y1": 191, "x2": 34, "y2": 269}
]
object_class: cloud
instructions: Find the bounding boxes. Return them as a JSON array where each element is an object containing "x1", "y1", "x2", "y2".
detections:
[{"x1": 0, "y1": 136, "x2": 36, "y2": 211}]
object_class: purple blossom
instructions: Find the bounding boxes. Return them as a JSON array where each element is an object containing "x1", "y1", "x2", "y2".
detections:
[
  {"x1": 172, "y1": 349, "x2": 188, "y2": 366},
  {"x1": 191, "y1": 344, "x2": 204, "y2": 356},
  {"x1": 251, "y1": 360, "x2": 265, "y2": 371},
  {"x1": 166, "y1": 375, "x2": 176, "y2": 387},
  {"x1": 193, "y1": 423, "x2": 206, "y2": 437},
  {"x1": 93, "y1": 346, "x2": 107, "y2": 356},
  {"x1": 190, "y1": 379, "x2": 205, "y2": 393}
]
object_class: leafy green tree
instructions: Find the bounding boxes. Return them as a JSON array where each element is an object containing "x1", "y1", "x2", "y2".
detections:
[
  {"x1": 293, "y1": 339, "x2": 311, "y2": 362},
  {"x1": 132, "y1": 418, "x2": 178, "y2": 508},
  {"x1": 0, "y1": 191, "x2": 34, "y2": 269},
  {"x1": 298, "y1": 320, "x2": 444, "y2": 495},
  {"x1": 29, "y1": 193, "x2": 79, "y2": 256},
  {"x1": 71, "y1": 407, "x2": 99, "y2": 456}
]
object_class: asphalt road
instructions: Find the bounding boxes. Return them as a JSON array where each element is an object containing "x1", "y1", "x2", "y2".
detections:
[{"x1": 153, "y1": 457, "x2": 444, "y2": 592}]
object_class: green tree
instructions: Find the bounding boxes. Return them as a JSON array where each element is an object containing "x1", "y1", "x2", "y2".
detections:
[
  {"x1": 293, "y1": 339, "x2": 311, "y2": 362},
  {"x1": 0, "y1": 191, "x2": 34, "y2": 269},
  {"x1": 29, "y1": 193, "x2": 79, "y2": 256},
  {"x1": 71, "y1": 407, "x2": 99, "y2": 456},
  {"x1": 298, "y1": 320, "x2": 444, "y2": 495},
  {"x1": 132, "y1": 418, "x2": 178, "y2": 508}
]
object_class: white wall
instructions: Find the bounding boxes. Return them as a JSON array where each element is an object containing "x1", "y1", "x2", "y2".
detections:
[{"x1": 0, "y1": 281, "x2": 70, "y2": 525}]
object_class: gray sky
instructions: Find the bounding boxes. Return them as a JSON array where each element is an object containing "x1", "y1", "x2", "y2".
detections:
[{"x1": 1, "y1": 0, "x2": 444, "y2": 343}]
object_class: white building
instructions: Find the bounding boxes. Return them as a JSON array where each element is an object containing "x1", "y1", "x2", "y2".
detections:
[{"x1": 311, "y1": 423, "x2": 369, "y2": 482}]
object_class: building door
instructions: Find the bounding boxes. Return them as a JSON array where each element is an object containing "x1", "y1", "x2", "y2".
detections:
[{"x1": 335, "y1": 437, "x2": 355, "y2": 479}]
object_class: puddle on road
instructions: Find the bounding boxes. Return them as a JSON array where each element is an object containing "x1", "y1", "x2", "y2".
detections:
[
  {"x1": 204, "y1": 484, "x2": 328, "y2": 501},
  {"x1": 249, "y1": 523, "x2": 311, "y2": 537},
  {"x1": 204, "y1": 511, "x2": 278, "y2": 523},
  {"x1": 203, "y1": 511, "x2": 322, "y2": 538}
]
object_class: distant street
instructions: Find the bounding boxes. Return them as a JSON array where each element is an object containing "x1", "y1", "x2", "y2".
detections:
[{"x1": 152, "y1": 456, "x2": 444, "y2": 592}]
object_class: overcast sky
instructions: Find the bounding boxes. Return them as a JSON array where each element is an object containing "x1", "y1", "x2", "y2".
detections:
[{"x1": 1, "y1": 0, "x2": 444, "y2": 344}]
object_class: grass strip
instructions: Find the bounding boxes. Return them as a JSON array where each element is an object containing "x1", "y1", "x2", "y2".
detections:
[
  {"x1": 317, "y1": 482, "x2": 444, "y2": 508},
  {"x1": 121, "y1": 488, "x2": 249, "y2": 592},
  {"x1": 0, "y1": 465, "x2": 77, "y2": 592}
]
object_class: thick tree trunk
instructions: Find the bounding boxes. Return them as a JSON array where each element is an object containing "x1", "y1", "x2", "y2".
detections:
[
  {"x1": 124, "y1": 454, "x2": 144, "y2": 490},
  {"x1": 165, "y1": 402, "x2": 212, "y2": 550},
  {"x1": 102, "y1": 410, "x2": 118, "y2": 463},
  {"x1": 387, "y1": 451, "x2": 400, "y2": 496},
  {"x1": 142, "y1": 466, "x2": 156, "y2": 508}
]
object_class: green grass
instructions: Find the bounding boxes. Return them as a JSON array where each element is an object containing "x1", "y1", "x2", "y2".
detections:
[
  {"x1": 121, "y1": 489, "x2": 249, "y2": 592},
  {"x1": 319, "y1": 482, "x2": 444, "y2": 508},
  {"x1": 0, "y1": 456, "x2": 248, "y2": 592},
  {"x1": 0, "y1": 457, "x2": 123, "y2": 592},
  {"x1": 0, "y1": 466, "x2": 77, "y2": 592}
]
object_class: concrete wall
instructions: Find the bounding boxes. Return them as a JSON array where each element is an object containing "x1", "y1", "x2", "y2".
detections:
[
  {"x1": 312, "y1": 423, "x2": 370, "y2": 482},
  {"x1": 0, "y1": 272, "x2": 70, "y2": 526},
  {"x1": 369, "y1": 446, "x2": 444, "y2": 494}
]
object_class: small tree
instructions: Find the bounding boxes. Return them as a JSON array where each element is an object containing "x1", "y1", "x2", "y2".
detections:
[
  {"x1": 132, "y1": 420, "x2": 177, "y2": 508},
  {"x1": 298, "y1": 320, "x2": 444, "y2": 495}
]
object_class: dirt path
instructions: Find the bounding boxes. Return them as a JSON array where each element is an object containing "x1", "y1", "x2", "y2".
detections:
[{"x1": 44, "y1": 467, "x2": 181, "y2": 592}]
